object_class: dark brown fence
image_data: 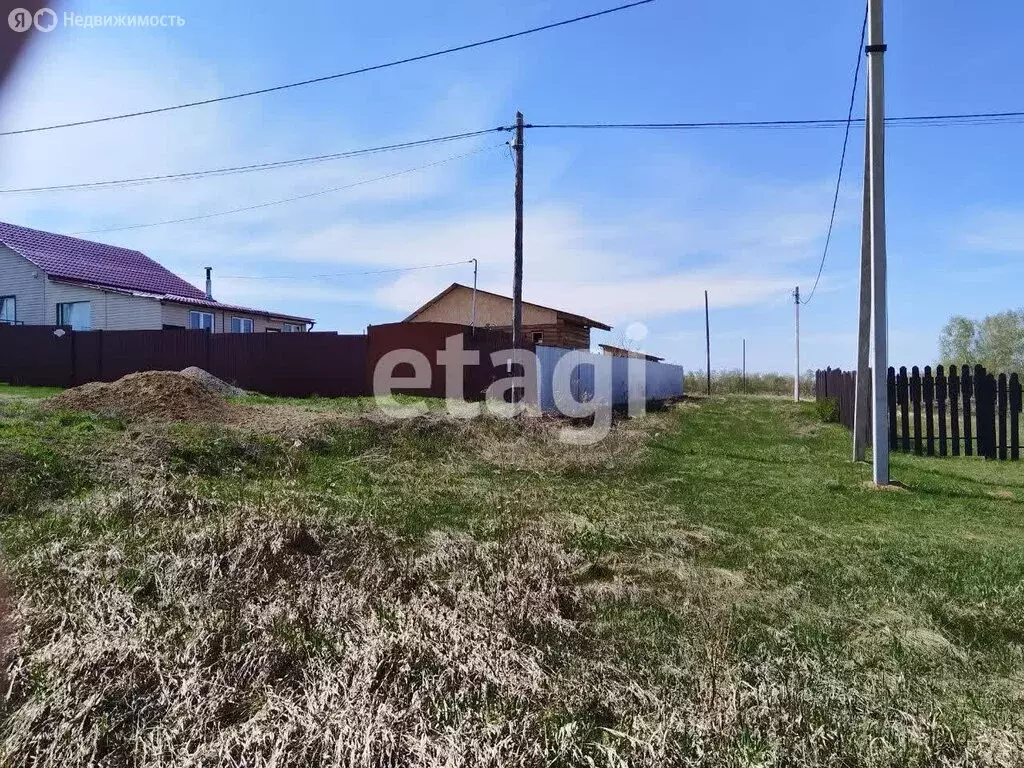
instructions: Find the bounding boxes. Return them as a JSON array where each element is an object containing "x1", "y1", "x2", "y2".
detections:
[
  {"x1": 816, "y1": 364, "x2": 1022, "y2": 461},
  {"x1": 366, "y1": 322, "x2": 531, "y2": 400},
  {"x1": 0, "y1": 322, "x2": 534, "y2": 400},
  {"x1": 0, "y1": 324, "x2": 368, "y2": 397}
]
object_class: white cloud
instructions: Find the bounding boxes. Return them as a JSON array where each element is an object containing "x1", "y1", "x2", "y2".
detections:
[
  {"x1": 0, "y1": 32, "x2": 846, "y2": 336},
  {"x1": 961, "y1": 210, "x2": 1024, "y2": 254}
]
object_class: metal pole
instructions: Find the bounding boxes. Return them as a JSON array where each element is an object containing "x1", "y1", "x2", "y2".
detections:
[
  {"x1": 512, "y1": 111, "x2": 525, "y2": 350},
  {"x1": 867, "y1": 0, "x2": 889, "y2": 484},
  {"x1": 794, "y1": 286, "x2": 800, "y2": 402},
  {"x1": 471, "y1": 258, "x2": 478, "y2": 329},
  {"x1": 704, "y1": 290, "x2": 711, "y2": 396},
  {"x1": 742, "y1": 338, "x2": 746, "y2": 392},
  {"x1": 853, "y1": 110, "x2": 872, "y2": 462}
]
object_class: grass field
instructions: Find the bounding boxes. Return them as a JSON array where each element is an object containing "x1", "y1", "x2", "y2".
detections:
[{"x1": 0, "y1": 390, "x2": 1022, "y2": 766}]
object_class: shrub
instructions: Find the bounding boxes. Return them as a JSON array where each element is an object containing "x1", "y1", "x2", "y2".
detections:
[{"x1": 814, "y1": 396, "x2": 841, "y2": 423}]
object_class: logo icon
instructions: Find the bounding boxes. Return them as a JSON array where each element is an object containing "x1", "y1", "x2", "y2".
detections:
[
  {"x1": 33, "y1": 7, "x2": 57, "y2": 31},
  {"x1": 7, "y1": 7, "x2": 57, "y2": 32},
  {"x1": 7, "y1": 8, "x2": 31, "y2": 31}
]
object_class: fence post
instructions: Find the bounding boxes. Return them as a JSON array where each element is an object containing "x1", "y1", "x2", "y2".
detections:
[
  {"x1": 923, "y1": 365, "x2": 935, "y2": 456},
  {"x1": 949, "y1": 366, "x2": 961, "y2": 457},
  {"x1": 998, "y1": 372, "x2": 1008, "y2": 461},
  {"x1": 962, "y1": 366, "x2": 973, "y2": 457},
  {"x1": 1010, "y1": 373, "x2": 1021, "y2": 461},
  {"x1": 985, "y1": 370, "x2": 997, "y2": 460},
  {"x1": 886, "y1": 367, "x2": 896, "y2": 450},
  {"x1": 910, "y1": 366, "x2": 923, "y2": 455},
  {"x1": 936, "y1": 365, "x2": 947, "y2": 457}
]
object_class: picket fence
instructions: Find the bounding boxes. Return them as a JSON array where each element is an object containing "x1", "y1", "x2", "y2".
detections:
[{"x1": 816, "y1": 364, "x2": 1022, "y2": 461}]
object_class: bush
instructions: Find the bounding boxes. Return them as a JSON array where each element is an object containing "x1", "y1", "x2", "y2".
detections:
[
  {"x1": 685, "y1": 369, "x2": 814, "y2": 396},
  {"x1": 814, "y1": 397, "x2": 841, "y2": 423}
]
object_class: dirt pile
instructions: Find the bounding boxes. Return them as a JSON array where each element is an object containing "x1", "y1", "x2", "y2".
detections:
[
  {"x1": 179, "y1": 367, "x2": 246, "y2": 397},
  {"x1": 43, "y1": 371, "x2": 235, "y2": 423}
]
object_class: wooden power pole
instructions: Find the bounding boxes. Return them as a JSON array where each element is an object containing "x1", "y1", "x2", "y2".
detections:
[
  {"x1": 794, "y1": 286, "x2": 801, "y2": 402},
  {"x1": 704, "y1": 290, "x2": 711, "y2": 396},
  {"x1": 512, "y1": 111, "x2": 525, "y2": 349}
]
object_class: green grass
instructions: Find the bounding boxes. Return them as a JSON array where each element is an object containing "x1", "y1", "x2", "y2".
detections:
[
  {"x1": 0, "y1": 396, "x2": 1022, "y2": 765},
  {"x1": 685, "y1": 369, "x2": 814, "y2": 396},
  {"x1": 0, "y1": 383, "x2": 63, "y2": 399}
]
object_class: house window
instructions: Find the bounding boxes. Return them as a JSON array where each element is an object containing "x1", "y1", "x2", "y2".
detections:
[
  {"x1": 56, "y1": 301, "x2": 91, "y2": 330},
  {"x1": 532, "y1": 331, "x2": 544, "y2": 344},
  {"x1": 189, "y1": 311, "x2": 214, "y2": 331},
  {"x1": 283, "y1": 323, "x2": 303, "y2": 333},
  {"x1": 265, "y1": 328, "x2": 281, "y2": 333},
  {"x1": 0, "y1": 296, "x2": 15, "y2": 324},
  {"x1": 231, "y1": 317, "x2": 254, "y2": 333}
]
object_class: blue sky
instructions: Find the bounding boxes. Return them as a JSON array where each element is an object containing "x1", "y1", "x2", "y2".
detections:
[{"x1": 2, "y1": 0, "x2": 1023, "y2": 374}]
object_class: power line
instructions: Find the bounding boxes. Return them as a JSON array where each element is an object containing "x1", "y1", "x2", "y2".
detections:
[
  {"x1": 222, "y1": 259, "x2": 475, "y2": 281},
  {"x1": 525, "y1": 111, "x2": 1024, "y2": 130},
  {"x1": 0, "y1": 128, "x2": 509, "y2": 194},
  {"x1": 0, "y1": 1, "x2": 657, "y2": 138},
  {"x1": 9, "y1": 109, "x2": 1021, "y2": 196},
  {"x1": 800, "y1": 5, "x2": 867, "y2": 306},
  {"x1": 70, "y1": 144, "x2": 499, "y2": 236}
]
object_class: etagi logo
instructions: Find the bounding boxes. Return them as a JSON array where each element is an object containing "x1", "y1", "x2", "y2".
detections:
[{"x1": 8, "y1": 7, "x2": 57, "y2": 32}]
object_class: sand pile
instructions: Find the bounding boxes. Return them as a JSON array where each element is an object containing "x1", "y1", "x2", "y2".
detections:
[
  {"x1": 179, "y1": 367, "x2": 246, "y2": 397},
  {"x1": 43, "y1": 371, "x2": 235, "y2": 423}
]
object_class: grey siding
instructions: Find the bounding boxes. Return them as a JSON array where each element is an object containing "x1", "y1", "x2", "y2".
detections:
[
  {"x1": 0, "y1": 246, "x2": 161, "y2": 329},
  {"x1": 162, "y1": 302, "x2": 306, "y2": 333},
  {"x1": 0, "y1": 244, "x2": 46, "y2": 324},
  {"x1": 47, "y1": 281, "x2": 161, "y2": 330}
]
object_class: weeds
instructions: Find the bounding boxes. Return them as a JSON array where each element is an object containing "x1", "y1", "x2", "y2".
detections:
[{"x1": 0, "y1": 395, "x2": 1022, "y2": 765}]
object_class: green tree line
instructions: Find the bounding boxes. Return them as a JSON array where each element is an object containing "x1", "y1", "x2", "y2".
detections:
[{"x1": 939, "y1": 310, "x2": 1024, "y2": 372}]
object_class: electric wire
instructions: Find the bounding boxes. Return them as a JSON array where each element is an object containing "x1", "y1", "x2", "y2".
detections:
[
  {"x1": 0, "y1": 1, "x2": 656, "y2": 137},
  {"x1": 8, "y1": 110, "x2": 1021, "y2": 196},
  {"x1": 0, "y1": 128, "x2": 509, "y2": 194},
  {"x1": 525, "y1": 111, "x2": 1024, "y2": 131},
  {"x1": 69, "y1": 144, "x2": 499, "y2": 236},
  {"x1": 800, "y1": 5, "x2": 867, "y2": 306},
  {"x1": 222, "y1": 259, "x2": 475, "y2": 281}
]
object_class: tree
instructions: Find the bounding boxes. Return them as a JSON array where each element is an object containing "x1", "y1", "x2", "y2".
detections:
[
  {"x1": 938, "y1": 311, "x2": 1024, "y2": 372},
  {"x1": 976, "y1": 310, "x2": 1024, "y2": 372},
  {"x1": 939, "y1": 316, "x2": 978, "y2": 368}
]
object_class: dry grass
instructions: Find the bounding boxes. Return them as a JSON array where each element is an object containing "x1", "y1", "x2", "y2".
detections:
[
  {"x1": 2, "y1": 483, "x2": 589, "y2": 767},
  {"x1": 1, "y1": 395, "x2": 1023, "y2": 766}
]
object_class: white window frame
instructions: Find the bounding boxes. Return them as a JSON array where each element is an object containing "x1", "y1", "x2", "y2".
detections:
[
  {"x1": 56, "y1": 301, "x2": 91, "y2": 331},
  {"x1": 189, "y1": 310, "x2": 214, "y2": 332},
  {"x1": 282, "y1": 322, "x2": 303, "y2": 333},
  {"x1": 0, "y1": 295, "x2": 15, "y2": 324},
  {"x1": 231, "y1": 316, "x2": 254, "y2": 333}
]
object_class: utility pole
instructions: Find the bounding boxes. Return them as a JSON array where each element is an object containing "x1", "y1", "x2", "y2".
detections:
[
  {"x1": 470, "y1": 258, "x2": 478, "y2": 330},
  {"x1": 742, "y1": 338, "x2": 746, "y2": 392},
  {"x1": 793, "y1": 286, "x2": 801, "y2": 402},
  {"x1": 853, "y1": 113, "x2": 872, "y2": 462},
  {"x1": 867, "y1": 0, "x2": 889, "y2": 484},
  {"x1": 704, "y1": 290, "x2": 711, "y2": 396},
  {"x1": 512, "y1": 111, "x2": 525, "y2": 350}
]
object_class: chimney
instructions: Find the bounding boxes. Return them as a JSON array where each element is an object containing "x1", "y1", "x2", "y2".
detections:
[{"x1": 204, "y1": 267, "x2": 213, "y2": 300}]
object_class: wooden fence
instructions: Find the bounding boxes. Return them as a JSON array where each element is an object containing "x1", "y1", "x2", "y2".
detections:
[{"x1": 816, "y1": 365, "x2": 1023, "y2": 461}]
